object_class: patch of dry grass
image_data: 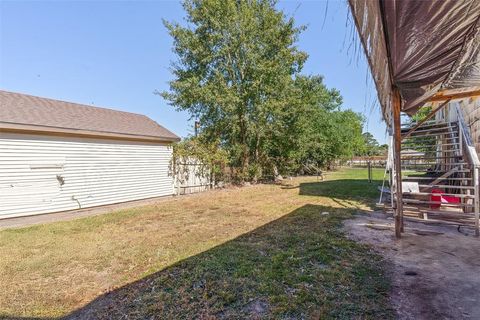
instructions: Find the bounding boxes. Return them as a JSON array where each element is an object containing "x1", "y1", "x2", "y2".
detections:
[{"x1": 0, "y1": 168, "x2": 390, "y2": 319}]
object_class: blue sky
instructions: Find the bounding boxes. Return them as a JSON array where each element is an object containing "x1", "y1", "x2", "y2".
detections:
[{"x1": 0, "y1": 0, "x2": 386, "y2": 143}]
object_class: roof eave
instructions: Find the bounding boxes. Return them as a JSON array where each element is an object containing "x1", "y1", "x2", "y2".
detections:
[{"x1": 0, "y1": 122, "x2": 181, "y2": 143}]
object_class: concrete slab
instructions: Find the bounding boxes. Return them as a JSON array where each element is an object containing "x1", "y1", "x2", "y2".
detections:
[{"x1": 345, "y1": 212, "x2": 480, "y2": 320}]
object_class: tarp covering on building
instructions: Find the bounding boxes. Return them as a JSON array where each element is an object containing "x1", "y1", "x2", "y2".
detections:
[{"x1": 349, "y1": 0, "x2": 480, "y2": 121}]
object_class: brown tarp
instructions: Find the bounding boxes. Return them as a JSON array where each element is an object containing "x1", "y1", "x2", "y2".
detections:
[{"x1": 349, "y1": 0, "x2": 480, "y2": 120}]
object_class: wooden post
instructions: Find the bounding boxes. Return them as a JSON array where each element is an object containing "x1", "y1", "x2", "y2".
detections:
[{"x1": 393, "y1": 88, "x2": 404, "y2": 238}]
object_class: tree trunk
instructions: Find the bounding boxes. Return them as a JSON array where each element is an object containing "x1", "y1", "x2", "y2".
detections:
[
  {"x1": 252, "y1": 134, "x2": 261, "y2": 183},
  {"x1": 241, "y1": 144, "x2": 249, "y2": 182},
  {"x1": 238, "y1": 110, "x2": 249, "y2": 183}
]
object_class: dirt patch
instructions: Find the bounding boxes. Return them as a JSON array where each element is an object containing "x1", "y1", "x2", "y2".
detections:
[
  {"x1": 344, "y1": 212, "x2": 480, "y2": 320},
  {"x1": 243, "y1": 299, "x2": 270, "y2": 318}
]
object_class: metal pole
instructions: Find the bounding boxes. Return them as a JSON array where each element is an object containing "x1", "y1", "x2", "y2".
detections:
[
  {"x1": 368, "y1": 160, "x2": 372, "y2": 183},
  {"x1": 475, "y1": 166, "x2": 479, "y2": 237},
  {"x1": 459, "y1": 117, "x2": 463, "y2": 156}
]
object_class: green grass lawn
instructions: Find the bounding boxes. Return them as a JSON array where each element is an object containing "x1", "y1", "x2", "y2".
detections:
[{"x1": 0, "y1": 167, "x2": 392, "y2": 319}]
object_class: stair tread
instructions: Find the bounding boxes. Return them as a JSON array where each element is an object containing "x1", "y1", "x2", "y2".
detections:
[
  {"x1": 401, "y1": 150, "x2": 460, "y2": 154},
  {"x1": 400, "y1": 156, "x2": 463, "y2": 160},
  {"x1": 401, "y1": 143, "x2": 460, "y2": 147},
  {"x1": 417, "y1": 184, "x2": 475, "y2": 189},
  {"x1": 403, "y1": 136, "x2": 459, "y2": 139},
  {"x1": 402, "y1": 209, "x2": 476, "y2": 219},
  {"x1": 404, "y1": 212, "x2": 477, "y2": 220},
  {"x1": 402, "y1": 121, "x2": 456, "y2": 127},
  {"x1": 402, "y1": 199, "x2": 474, "y2": 207},
  {"x1": 410, "y1": 170, "x2": 471, "y2": 173},
  {"x1": 403, "y1": 191, "x2": 474, "y2": 198},
  {"x1": 403, "y1": 177, "x2": 472, "y2": 181},
  {"x1": 401, "y1": 162, "x2": 470, "y2": 165},
  {"x1": 403, "y1": 216, "x2": 476, "y2": 227},
  {"x1": 401, "y1": 127, "x2": 459, "y2": 135},
  {"x1": 401, "y1": 165, "x2": 471, "y2": 168}
]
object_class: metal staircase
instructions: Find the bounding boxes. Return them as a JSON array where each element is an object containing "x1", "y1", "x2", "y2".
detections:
[{"x1": 390, "y1": 104, "x2": 480, "y2": 232}]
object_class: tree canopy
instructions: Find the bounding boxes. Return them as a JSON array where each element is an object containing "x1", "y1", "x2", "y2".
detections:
[
  {"x1": 356, "y1": 132, "x2": 387, "y2": 157},
  {"x1": 163, "y1": 0, "x2": 368, "y2": 182}
]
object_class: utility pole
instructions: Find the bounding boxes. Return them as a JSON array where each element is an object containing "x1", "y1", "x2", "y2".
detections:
[{"x1": 194, "y1": 120, "x2": 200, "y2": 137}]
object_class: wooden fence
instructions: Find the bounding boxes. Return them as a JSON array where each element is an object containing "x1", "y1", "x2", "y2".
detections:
[
  {"x1": 346, "y1": 156, "x2": 387, "y2": 168},
  {"x1": 173, "y1": 160, "x2": 212, "y2": 195}
]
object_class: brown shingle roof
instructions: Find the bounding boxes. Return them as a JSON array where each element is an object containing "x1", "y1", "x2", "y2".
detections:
[{"x1": 0, "y1": 90, "x2": 180, "y2": 142}]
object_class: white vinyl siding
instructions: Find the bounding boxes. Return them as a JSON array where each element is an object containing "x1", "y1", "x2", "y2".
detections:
[{"x1": 0, "y1": 132, "x2": 174, "y2": 218}]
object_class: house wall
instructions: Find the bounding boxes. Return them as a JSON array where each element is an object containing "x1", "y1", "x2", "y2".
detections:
[
  {"x1": 459, "y1": 98, "x2": 480, "y2": 153},
  {"x1": 0, "y1": 132, "x2": 174, "y2": 219}
]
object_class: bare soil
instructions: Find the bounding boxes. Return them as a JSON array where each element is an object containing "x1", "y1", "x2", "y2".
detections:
[{"x1": 344, "y1": 212, "x2": 480, "y2": 320}]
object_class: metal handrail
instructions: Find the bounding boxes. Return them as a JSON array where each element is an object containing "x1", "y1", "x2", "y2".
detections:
[
  {"x1": 454, "y1": 104, "x2": 480, "y2": 236},
  {"x1": 454, "y1": 104, "x2": 480, "y2": 166}
]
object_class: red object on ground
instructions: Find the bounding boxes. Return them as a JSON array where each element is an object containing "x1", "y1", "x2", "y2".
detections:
[
  {"x1": 430, "y1": 189, "x2": 443, "y2": 209},
  {"x1": 430, "y1": 188, "x2": 460, "y2": 209},
  {"x1": 443, "y1": 196, "x2": 461, "y2": 203}
]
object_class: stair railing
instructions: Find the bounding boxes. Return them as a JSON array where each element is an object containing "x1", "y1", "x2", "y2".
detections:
[{"x1": 454, "y1": 104, "x2": 480, "y2": 236}]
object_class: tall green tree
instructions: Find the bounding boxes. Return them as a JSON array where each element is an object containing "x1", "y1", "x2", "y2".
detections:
[
  {"x1": 286, "y1": 75, "x2": 364, "y2": 170},
  {"x1": 355, "y1": 132, "x2": 387, "y2": 157},
  {"x1": 162, "y1": 0, "x2": 307, "y2": 181},
  {"x1": 362, "y1": 132, "x2": 379, "y2": 156}
]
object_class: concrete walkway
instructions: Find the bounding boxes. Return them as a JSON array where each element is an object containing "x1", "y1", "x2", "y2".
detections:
[
  {"x1": 0, "y1": 195, "x2": 173, "y2": 229},
  {"x1": 345, "y1": 212, "x2": 480, "y2": 320}
]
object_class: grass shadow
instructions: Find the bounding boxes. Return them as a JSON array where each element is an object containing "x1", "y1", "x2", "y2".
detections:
[
  {"x1": 299, "y1": 178, "x2": 383, "y2": 211},
  {"x1": 3, "y1": 204, "x2": 393, "y2": 320},
  {"x1": 2, "y1": 169, "x2": 392, "y2": 319},
  {"x1": 68, "y1": 204, "x2": 391, "y2": 319}
]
